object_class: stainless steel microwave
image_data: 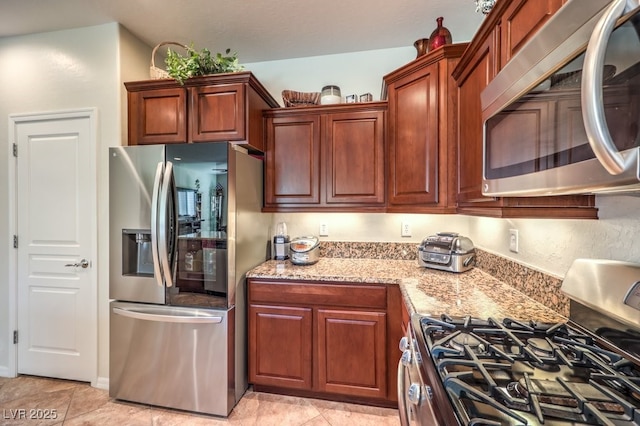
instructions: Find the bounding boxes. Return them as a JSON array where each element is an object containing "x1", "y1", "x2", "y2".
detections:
[{"x1": 482, "y1": 0, "x2": 640, "y2": 197}]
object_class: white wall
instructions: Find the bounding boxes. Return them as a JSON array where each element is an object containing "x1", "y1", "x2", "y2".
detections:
[
  {"x1": 244, "y1": 47, "x2": 416, "y2": 105},
  {"x1": 0, "y1": 23, "x2": 150, "y2": 382}
]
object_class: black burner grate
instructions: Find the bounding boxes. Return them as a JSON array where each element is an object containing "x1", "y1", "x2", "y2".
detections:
[{"x1": 419, "y1": 315, "x2": 640, "y2": 425}]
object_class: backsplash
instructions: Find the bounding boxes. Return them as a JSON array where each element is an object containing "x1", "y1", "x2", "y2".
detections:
[
  {"x1": 319, "y1": 240, "x2": 569, "y2": 317},
  {"x1": 320, "y1": 241, "x2": 418, "y2": 260}
]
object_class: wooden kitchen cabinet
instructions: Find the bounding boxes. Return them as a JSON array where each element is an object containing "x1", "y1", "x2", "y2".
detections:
[
  {"x1": 249, "y1": 305, "x2": 313, "y2": 390},
  {"x1": 125, "y1": 72, "x2": 278, "y2": 152},
  {"x1": 317, "y1": 309, "x2": 387, "y2": 399},
  {"x1": 498, "y1": 0, "x2": 565, "y2": 69},
  {"x1": 383, "y1": 44, "x2": 467, "y2": 213},
  {"x1": 126, "y1": 86, "x2": 187, "y2": 145},
  {"x1": 189, "y1": 83, "x2": 246, "y2": 142},
  {"x1": 452, "y1": 0, "x2": 597, "y2": 218},
  {"x1": 263, "y1": 103, "x2": 386, "y2": 211},
  {"x1": 247, "y1": 279, "x2": 400, "y2": 406},
  {"x1": 264, "y1": 113, "x2": 321, "y2": 205}
]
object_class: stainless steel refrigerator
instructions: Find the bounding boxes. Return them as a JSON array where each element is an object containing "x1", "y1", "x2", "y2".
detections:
[{"x1": 108, "y1": 142, "x2": 271, "y2": 416}]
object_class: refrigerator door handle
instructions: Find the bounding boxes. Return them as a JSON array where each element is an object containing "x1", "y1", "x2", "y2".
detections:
[
  {"x1": 150, "y1": 162, "x2": 164, "y2": 287},
  {"x1": 159, "y1": 161, "x2": 175, "y2": 287},
  {"x1": 113, "y1": 307, "x2": 223, "y2": 324}
]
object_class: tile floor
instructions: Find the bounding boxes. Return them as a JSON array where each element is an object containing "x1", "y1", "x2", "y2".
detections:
[{"x1": 0, "y1": 375, "x2": 400, "y2": 425}]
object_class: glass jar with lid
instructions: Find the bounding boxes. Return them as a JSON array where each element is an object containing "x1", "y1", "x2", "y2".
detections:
[{"x1": 320, "y1": 85, "x2": 341, "y2": 104}]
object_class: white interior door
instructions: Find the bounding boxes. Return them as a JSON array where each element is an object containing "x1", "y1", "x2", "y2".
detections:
[{"x1": 13, "y1": 110, "x2": 97, "y2": 382}]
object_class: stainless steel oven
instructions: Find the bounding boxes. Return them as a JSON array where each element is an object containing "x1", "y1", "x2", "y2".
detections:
[
  {"x1": 398, "y1": 258, "x2": 640, "y2": 425},
  {"x1": 397, "y1": 321, "x2": 439, "y2": 425},
  {"x1": 482, "y1": 0, "x2": 640, "y2": 197}
]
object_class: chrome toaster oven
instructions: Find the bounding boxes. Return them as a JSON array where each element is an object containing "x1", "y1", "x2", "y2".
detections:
[{"x1": 417, "y1": 232, "x2": 475, "y2": 273}]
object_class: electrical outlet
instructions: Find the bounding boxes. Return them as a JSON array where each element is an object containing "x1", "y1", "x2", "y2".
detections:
[
  {"x1": 401, "y1": 221, "x2": 411, "y2": 237},
  {"x1": 509, "y1": 229, "x2": 519, "y2": 253},
  {"x1": 319, "y1": 222, "x2": 329, "y2": 237}
]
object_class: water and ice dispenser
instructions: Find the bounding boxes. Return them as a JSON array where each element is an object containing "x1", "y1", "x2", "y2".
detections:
[{"x1": 121, "y1": 229, "x2": 154, "y2": 276}]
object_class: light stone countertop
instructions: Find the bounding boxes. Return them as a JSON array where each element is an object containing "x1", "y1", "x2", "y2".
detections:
[{"x1": 246, "y1": 258, "x2": 566, "y2": 323}]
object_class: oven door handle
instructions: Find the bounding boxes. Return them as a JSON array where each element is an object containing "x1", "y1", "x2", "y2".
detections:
[
  {"x1": 397, "y1": 358, "x2": 411, "y2": 426},
  {"x1": 581, "y1": 0, "x2": 636, "y2": 175}
]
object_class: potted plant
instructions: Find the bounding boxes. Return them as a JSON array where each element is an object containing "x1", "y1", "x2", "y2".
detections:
[{"x1": 164, "y1": 44, "x2": 244, "y2": 85}]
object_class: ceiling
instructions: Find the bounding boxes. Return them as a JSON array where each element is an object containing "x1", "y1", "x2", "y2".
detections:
[{"x1": 0, "y1": 0, "x2": 486, "y2": 63}]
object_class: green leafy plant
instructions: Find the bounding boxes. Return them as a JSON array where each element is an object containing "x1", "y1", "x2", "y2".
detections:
[{"x1": 165, "y1": 45, "x2": 244, "y2": 85}]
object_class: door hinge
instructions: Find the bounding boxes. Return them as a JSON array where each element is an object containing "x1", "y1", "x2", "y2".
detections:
[
  {"x1": 13, "y1": 330, "x2": 18, "y2": 344},
  {"x1": 13, "y1": 235, "x2": 18, "y2": 249},
  {"x1": 12, "y1": 143, "x2": 17, "y2": 157}
]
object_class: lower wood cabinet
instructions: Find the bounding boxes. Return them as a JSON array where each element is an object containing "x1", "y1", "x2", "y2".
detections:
[
  {"x1": 249, "y1": 305, "x2": 312, "y2": 390},
  {"x1": 316, "y1": 309, "x2": 387, "y2": 398},
  {"x1": 248, "y1": 279, "x2": 401, "y2": 405}
]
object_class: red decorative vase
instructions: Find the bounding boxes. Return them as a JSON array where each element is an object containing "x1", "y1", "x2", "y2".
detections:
[{"x1": 427, "y1": 17, "x2": 452, "y2": 52}]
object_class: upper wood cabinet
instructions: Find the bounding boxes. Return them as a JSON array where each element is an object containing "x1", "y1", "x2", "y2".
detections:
[
  {"x1": 452, "y1": 0, "x2": 597, "y2": 219},
  {"x1": 263, "y1": 103, "x2": 386, "y2": 212},
  {"x1": 384, "y1": 44, "x2": 467, "y2": 213},
  {"x1": 498, "y1": 0, "x2": 565, "y2": 69},
  {"x1": 125, "y1": 72, "x2": 278, "y2": 153}
]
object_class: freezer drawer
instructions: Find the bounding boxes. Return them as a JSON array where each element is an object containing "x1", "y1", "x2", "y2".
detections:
[{"x1": 109, "y1": 301, "x2": 235, "y2": 416}]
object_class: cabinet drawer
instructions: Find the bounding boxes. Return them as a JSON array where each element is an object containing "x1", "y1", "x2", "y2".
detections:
[{"x1": 248, "y1": 280, "x2": 387, "y2": 309}]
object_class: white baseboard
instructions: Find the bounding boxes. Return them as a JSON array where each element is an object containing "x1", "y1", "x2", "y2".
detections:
[
  {"x1": 94, "y1": 376, "x2": 109, "y2": 390},
  {"x1": 0, "y1": 365, "x2": 15, "y2": 378}
]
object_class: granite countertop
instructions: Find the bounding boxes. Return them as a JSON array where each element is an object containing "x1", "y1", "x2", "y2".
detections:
[{"x1": 247, "y1": 258, "x2": 566, "y2": 323}]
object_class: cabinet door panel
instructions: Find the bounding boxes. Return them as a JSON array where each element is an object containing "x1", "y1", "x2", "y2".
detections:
[
  {"x1": 500, "y1": 0, "x2": 564, "y2": 68},
  {"x1": 128, "y1": 88, "x2": 187, "y2": 145},
  {"x1": 457, "y1": 35, "x2": 495, "y2": 203},
  {"x1": 388, "y1": 62, "x2": 439, "y2": 205},
  {"x1": 249, "y1": 305, "x2": 312, "y2": 389},
  {"x1": 317, "y1": 309, "x2": 387, "y2": 399},
  {"x1": 325, "y1": 111, "x2": 385, "y2": 204},
  {"x1": 190, "y1": 84, "x2": 245, "y2": 142},
  {"x1": 265, "y1": 115, "x2": 321, "y2": 204}
]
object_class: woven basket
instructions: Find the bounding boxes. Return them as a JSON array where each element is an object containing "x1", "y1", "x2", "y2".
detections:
[
  {"x1": 150, "y1": 41, "x2": 189, "y2": 79},
  {"x1": 282, "y1": 90, "x2": 321, "y2": 107}
]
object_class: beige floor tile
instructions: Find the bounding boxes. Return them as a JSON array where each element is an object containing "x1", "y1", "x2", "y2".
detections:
[
  {"x1": 228, "y1": 391, "x2": 321, "y2": 426},
  {"x1": 0, "y1": 376, "x2": 77, "y2": 404},
  {"x1": 61, "y1": 400, "x2": 151, "y2": 426},
  {"x1": 0, "y1": 388, "x2": 73, "y2": 426},
  {"x1": 65, "y1": 385, "x2": 110, "y2": 420},
  {"x1": 0, "y1": 377, "x2": 401, "y2": 426}
]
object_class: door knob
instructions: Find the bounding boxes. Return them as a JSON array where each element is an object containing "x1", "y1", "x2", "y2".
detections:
[{"x1": 65, "y1": 259, "x2": 90, "y2": 268}]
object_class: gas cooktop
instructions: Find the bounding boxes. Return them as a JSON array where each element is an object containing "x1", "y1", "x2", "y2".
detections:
[
  {"x1": 418, "y1": 314, "x2": 640, "y2": 425},
  {"x1": 402, "y1": 259, "x2": 640, "y2": 426}
]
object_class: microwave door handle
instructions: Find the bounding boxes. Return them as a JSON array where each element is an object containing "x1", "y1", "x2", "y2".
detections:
[
  {"x1": 150, "y1": 162, "x2": 164, "y2": 287},
  {"x1": 581, "y1": 0, "x2": 635, "y2": 175},
  {"x1": 158, "y1": 161, "x2": 175, "y2": 288}
]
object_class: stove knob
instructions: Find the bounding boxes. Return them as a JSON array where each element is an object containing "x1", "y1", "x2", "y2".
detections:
[
  {"x1": 401, "y1": 349, "x2": 412, "y2": 366},
  {"x1": 425, "y1": 385, "x2": 433, "y2": 401},
  {"x1": 407, "y1": 383, "x2": 424, "y2": 405},
  {"x1": 399, "y1": 336, "x2": 410, "y2": 352},
  {"x1": 408, "y1": 384, "x2": 433, "y2": 406}
]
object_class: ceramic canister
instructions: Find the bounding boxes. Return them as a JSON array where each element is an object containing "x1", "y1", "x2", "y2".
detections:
[{"x1": 320, "y1": 85, "x2": 341, "y2": 104}]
